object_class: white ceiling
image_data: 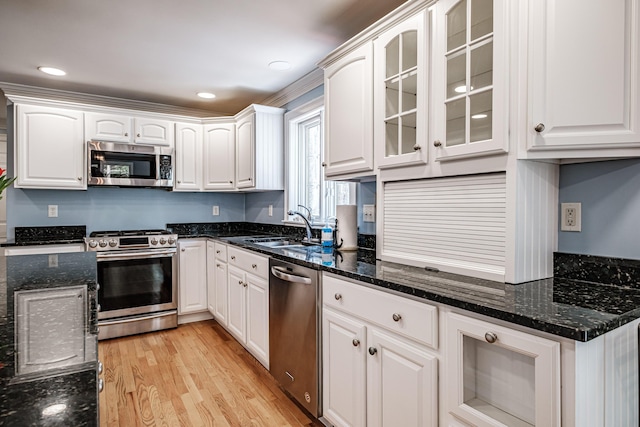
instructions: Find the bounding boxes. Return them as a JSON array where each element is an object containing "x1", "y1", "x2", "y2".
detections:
[{"x1": 0, "y1": 0, "x2": 407, "y2": 117}]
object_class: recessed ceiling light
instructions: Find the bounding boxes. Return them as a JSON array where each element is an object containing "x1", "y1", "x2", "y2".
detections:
[
  {"x1": 471, "y1": 113, "x2": 488, "y2": 119},
  {"x1": 197, "y1": 92, "x2": 216, "y2": 99},
  {"x1": 269, "y1": 61, "x2": 291, "y2": 71},
  {"x1": 38, "y1": 66, "x2": 66, "y2": 76}
]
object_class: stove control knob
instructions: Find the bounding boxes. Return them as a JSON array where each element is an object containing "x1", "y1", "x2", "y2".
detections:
[
  {"x1": 159, "y1": 237, "x2": 167, "y2": 245},
  {"x1": 108, "y1": 239, "x2": 118, "y2": 247},
  {"x1": 88, "y1": 240, "x2": 98, "y2": 248},
  {"x1": 168, "y1": 237, "x2": 176, "y2": 245},
  {"x1": 98, "y1": 240, "x2": 107, "y2": 248},
  {"x1": 150, "y1": 238, "x2": 158, "y2": 245}
]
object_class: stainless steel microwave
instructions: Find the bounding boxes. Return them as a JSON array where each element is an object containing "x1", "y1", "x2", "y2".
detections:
[{"x1": 88, "y1": 141, "x2": 173, "y2": 188}]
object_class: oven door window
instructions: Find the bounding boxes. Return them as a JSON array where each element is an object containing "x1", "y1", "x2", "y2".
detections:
[
  {"x1": 98, "y1": 256, "x2": 172, "y2": 312},
  {"x1": 90, "y1": 150, "x2": 157, "y2": 179}
]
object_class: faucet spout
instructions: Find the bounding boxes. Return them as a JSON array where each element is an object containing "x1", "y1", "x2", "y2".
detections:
[{"x1": 288, "y1": 210, "x2": 313, "y2": 242}]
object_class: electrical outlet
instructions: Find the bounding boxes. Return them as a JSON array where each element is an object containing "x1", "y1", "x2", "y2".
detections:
[
  {"x1": 212, "y1": 205, "x2": 220, "y2": 216},
  {"x1": 561, "y1": 202, "x2": 581, "y2": 232},
  {"x1": 47, "y1": 205, "x2": 58, "y2": 218},
  {"x1": 363, "y1": 204, "x2": 375, "y2": 223},
  {"x1": 268, "y1": 205, "x2": 273, "y2": 217},
  {"x1": 48, "y1": 254, "x2": 58, "y2": 268}
]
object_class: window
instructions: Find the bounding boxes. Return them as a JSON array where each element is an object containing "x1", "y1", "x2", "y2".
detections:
[{"x1": 285, "y1": 97, "x2": 354, "y2": 225}]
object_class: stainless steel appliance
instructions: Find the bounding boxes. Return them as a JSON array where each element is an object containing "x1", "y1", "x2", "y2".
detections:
[
  {"x1": 88, "y1": 140, "x2": 173, "y2": 188},
  {"x1": 269, "y1": 258, "x2": 321, "y2": 417},
  {"x1": 85, "y1": 229, "x2": 178, "y2": 340}
]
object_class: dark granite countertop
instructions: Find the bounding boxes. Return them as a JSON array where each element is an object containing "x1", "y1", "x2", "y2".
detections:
[
  {"x1": 181, "y1": 231, "x2": 640, "y2": 343},
  {"x1": 0, "y1": 252, "x2": 99, "y2": 427}
]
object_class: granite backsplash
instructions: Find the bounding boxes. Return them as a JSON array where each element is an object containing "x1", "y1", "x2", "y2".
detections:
[{"x1": 554, "y1": 252, "x2": 640, "y2": 289}]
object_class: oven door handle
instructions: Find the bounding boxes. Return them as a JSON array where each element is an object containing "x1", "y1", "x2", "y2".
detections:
[{"x1": 96, "y1": 249, "x2": 177, "y2": 261}]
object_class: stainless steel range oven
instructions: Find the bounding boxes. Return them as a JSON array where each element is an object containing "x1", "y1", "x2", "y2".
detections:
[{"x1": 85, "y1": 229, "x2": 178, "y2": 340}]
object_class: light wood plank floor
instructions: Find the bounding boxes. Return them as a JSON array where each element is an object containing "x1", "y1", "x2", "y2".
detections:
[{"x1": 99, "y1": 320, "x2": 322, "y2": 427}]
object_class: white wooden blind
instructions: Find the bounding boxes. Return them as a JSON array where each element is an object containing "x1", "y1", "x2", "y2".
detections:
[{"x1": 383, "y1": 173, "x2": 507, "y2": 280}]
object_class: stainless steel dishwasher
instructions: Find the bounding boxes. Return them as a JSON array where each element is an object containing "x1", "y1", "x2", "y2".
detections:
[{"x1": 269, "y1": 258, "x2": 321, "y2": 418}]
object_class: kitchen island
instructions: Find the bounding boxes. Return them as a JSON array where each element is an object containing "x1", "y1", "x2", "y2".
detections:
[{"x1": 0, "y1": 252, "x2": 99, "y2": 427}]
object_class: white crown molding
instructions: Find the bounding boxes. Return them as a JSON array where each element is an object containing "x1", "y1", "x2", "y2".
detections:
[
  {"x1": 0, "y1": 82, "x2": 225, "y2": 119},
  {"x1": 258, "y1": 68, "x2": 324, "y2": 108}
]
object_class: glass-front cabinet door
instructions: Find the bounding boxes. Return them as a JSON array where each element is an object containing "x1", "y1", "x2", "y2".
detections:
[
  {"x1": 445, "y1": 312, "x2": 560, "y2": 427},
  {"x1": 433, "y1": 0, "x2": 508, "y2": 161},
  {"x1": 375, "y1": 10, "x2": 428, "y2": 169}
]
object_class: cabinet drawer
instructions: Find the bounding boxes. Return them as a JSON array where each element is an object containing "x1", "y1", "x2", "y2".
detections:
[
  {"x1": 214, "y1": 242, "x2": 227, "y2": 261},
  {"x1": 227, "y1": 247, "x2": 269, "y2": 278},
  {"x1": 323, "y1": 274, "x2": 438, "y2": 349}
]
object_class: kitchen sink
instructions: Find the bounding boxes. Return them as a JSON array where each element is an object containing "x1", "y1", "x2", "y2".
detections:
[{"x1": 244, "y1": 236, "x2": 320, "y2": 249}]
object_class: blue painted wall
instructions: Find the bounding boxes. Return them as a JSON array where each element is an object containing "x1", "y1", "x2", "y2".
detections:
[
  {"x1": 244, "y1": 191, "x2": 284, "y2": 225},
  {"x1": 558, "y1": 158, "x2": 640, "y2": 260}
]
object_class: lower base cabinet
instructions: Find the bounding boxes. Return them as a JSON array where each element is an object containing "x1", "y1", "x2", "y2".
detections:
[
  {"x1": 178, "y1": 239, "x2": 208, "y2": 314},
  {"x1": 322, "y1": 274, "x2": 438, "y2": 427}
]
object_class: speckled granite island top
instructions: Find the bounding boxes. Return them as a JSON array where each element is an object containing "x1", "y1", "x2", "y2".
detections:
[
  {"x1": 0, "y1": 252, "x2": 99, "y2": 427},
  {"x1": 208, "y1": 233, "x2": 640, "y2": 343}
]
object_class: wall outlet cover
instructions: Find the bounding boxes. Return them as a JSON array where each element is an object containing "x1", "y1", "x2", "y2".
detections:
[
  {"x1": 363, "y1": 204, "x2": 375, "y2": 223},
  {"x1": 561, "y1": 202, "x2": 581, "y2": 232},
  {"x1": 47, "y1": 205, "x2": 58, "y2": 218}
]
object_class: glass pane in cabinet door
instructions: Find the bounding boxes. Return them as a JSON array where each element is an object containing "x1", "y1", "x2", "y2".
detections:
[
  {"x1": 401, "y1": 113, "x2": 417, "y2": 154},
  {"x1": 470, "y1": 41, "x2": 493, "y2": 91},
  {"x1": 447, "y1": 52, "x2": 467, "y2": 98},
  {"x1": 471, "y1": 0, "x2": 493, "y2": 41},
  {"x1": 401, "y1": 73, "x2": 417, "y2": 112},
  {"x1": 402, "y1": 31, "x2": 418, "y2": 71},
  {"x1": 386, "y1": 78, "x2": 400, "y2": 117},
  {"x1": 462, "y1": 336, "x2": 536, "y2": 426},
  {"x1": 470, "y1": 91, "x2": 492, "y2": 142},
  {"x1": 447, "y1": 0, "x2": 467, "y2": 51},
  {"x1": 446, "y1": 98, "x2": 466, "y2": 147},
  {"x1": 385, "y1": 118, "x2": 399, "y2": 157},
  {"x1": 386, "y1": 36, "x2": 400, "y2": 78}
]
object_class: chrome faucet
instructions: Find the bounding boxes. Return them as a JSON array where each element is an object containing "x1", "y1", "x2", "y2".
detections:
[{"x1": 288, "y1": 209, "x2": 314, "y2": 242}]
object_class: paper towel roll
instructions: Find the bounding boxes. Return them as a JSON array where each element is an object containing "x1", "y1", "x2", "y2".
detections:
[{"x1": 336, "y1": 204, "x2": 358, "y2": 251}]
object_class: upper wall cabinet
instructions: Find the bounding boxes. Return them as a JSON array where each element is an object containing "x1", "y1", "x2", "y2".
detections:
[
  {"x1": 234, "y1": 105, "x2": 285, "y2": 191},
  {"x1": 522, "y1": 0, "x2": 640, "y2": 159},
  {"x1": 431, "y1": 0, "x2": 508, "y2": 162},
  {"x1": 174, "y1": 122, "x2": 203, "y2": 191},
  {"x1": 322, "y1": 42, "x2": 374, "y2": 179},
  {"x1": 15, "y1": 104, "x2": 86, "y2": 190},
  {"x1": 85, "y1": 112, "x2": 174, "y2": 147},
  {"x1": 203, "y1": 121, "x2": 235, "y2": 191},
  {"x1": 374, "y1": 10, "x2": 429, "y2": 170}
]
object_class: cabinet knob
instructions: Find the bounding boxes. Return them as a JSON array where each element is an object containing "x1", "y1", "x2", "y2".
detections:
[
  {"x1": 78, "y1": 177, "x2": 82, "y2": 181},
  {"x1": 433, "y1": 140, "x2": 442, "y2": 147},
  {"x1": 177, "y1": 180, "x2": 181, "y2": 184},
  {"x1": 322, "y1": 162, "x2": 327, "y2": 167},
  {"x1": 229, "y1": 180, "x2": 233, "y2": 184},
  {"x1": 216, "y1": 250, "x2": 221, "y2": 254},
  {"x1": 124, "y1": 132, "x2": 128, "y2": 137},
  {"x1": 238, "y1": 280, "x2": 243, "y2": 285},
  {"x1": 216, "y1": 263, "x2": 221, "y2": 268},
  {"x1": 368, "y1": 347, "x2": 377, "y2": 356},
  {"x1": 97, "y1": 304, "x2": 101, "y2": 312},
  {"x1": 231, "y1": 255, "x2": 236, "y2": 260},
  {"x1": 181, "y1": 248, "x2": 186, "y2": 252},
  {"x1": 98, "y1": 361, "x2": 103, "y2": 374},
  {"x1": 243, "y1": 282, "x2": 248, "y2": 288},
  {"x1": 99, "y1": 378, "x2": 104, "y2": 393},
  {"x1": 334, "y1": 293, "x2": 342, "y2": 301},
  {"x1": 137, "y1": 133, "x2": 141, "y2": 137},
  {"x1": 392, "y1": 313, "x2": 402, "y2": 322},
  {"x1": 534, "y1": 123, "x2": 545, "y2": 133},
  {"x1": 352, "y1": 339, "x2": 360, "y2": 347},
  {"x1": 413, "y1": 144, "x2": 422, "y2": 151},
  {"x1": 484, "y1": 332, "x2": 498, "y2": 344},
  {"x1": 252, "y1": 263, "x2": 257, "y2": 269}
]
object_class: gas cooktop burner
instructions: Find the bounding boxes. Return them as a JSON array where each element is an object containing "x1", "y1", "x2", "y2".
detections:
[{"x1": 89, "y1": 229, "x2": 172, "y2": 238}]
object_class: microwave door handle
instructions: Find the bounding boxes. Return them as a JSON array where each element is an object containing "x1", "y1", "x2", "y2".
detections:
[{"x1": 96, "y1": 249, "x2": 176, "y2": 261}]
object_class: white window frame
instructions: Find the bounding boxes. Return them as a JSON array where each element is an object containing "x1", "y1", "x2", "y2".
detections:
[{"x1": 284, "y1": 96, "x2": 355, "y2": 227}]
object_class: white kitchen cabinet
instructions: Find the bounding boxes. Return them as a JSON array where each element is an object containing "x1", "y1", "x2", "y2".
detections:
[
  {"x1": 207, "y1": 241, "x2": 228, "y2": 326},
  {"x1": 523, "y1": 0, "x2": 640, "y2": 159},
  {"x1": 322, "y1": 274, "x2": 438, "y2": 427},
  {"x1": 226, "y1": 246, "x2": 269, "y2": 368},
  {"x1": 174, "y1": 122, "x2": 203, "y2": 191},
  {"x1": 431, "y1": 0, "x2": 509, "y2": 162},
  {"x1": 445, "y1": 312, "x2": 560, "y2": 427},
  {"x1": 322, "y1": 41, "x2": 374, "y2": 179},
  {"x1": 374, "y1": 9, "x2": 429, "y2": 170},
  {"x1": 85, "y1": 112, "x2": 174, "y2": 146},
  {"x1": 15, "y1": 104, "x2": 86, "y2": 190},
  {"x1": 203, "y1": 120, "x2": 235, "y2": 191},
  {"x1": 234, "y1": 104, "x2": 285, "y2": 191},
  {"x1": 178, "y1": 239, "x2": 208, "y2": 314},
  {"x1": 15, "y1": 286, "x2": 90, "y2": 376}
]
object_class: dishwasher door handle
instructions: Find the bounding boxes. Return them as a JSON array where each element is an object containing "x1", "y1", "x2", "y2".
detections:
[{"x1": 271, "y1": 266, "x2": 312, "y2": 285}]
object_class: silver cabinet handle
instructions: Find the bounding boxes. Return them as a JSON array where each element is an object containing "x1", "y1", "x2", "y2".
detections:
[
  {"x1": 99, "y1": 378, "x2": 104, "y2": 392},
  {"x1": 252, "y1": 263, "x2": 257, "y2": 269},
  {"x1": 368, "y1": 347, "x2": 377, "y2": 356},
  {"x1": 352, "y1": 339, "x2": 360, "y2": 347},
  {"x1": 271, "y1": 266, "x2": 312, "y2": 284},
  {"x1": 334, "y1": 293, "x2": 342, "y2": 301},
  {"x1": 534, "y1": 123, "x2": 545, "y2": 133},
  {"x1": 485, "y1": 332, "x2": 498, "y2": 344},
  {"x1": 98, "y1": 361, "x2": 103, "y2": 374},
  {"x1": 413, "y1": 144, "x2": 421, "y2": 151},
  {"x1": 433, "y1": 140, "x2": 442, "y2": 147},
  {"x1": 392, "y1": 313, "x2": 402, "y2": 322}
]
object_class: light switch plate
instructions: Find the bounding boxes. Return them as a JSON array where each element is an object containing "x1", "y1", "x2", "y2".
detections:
[{"x1": 212, "y1": 205, "x2": 220, "y2": 216}]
